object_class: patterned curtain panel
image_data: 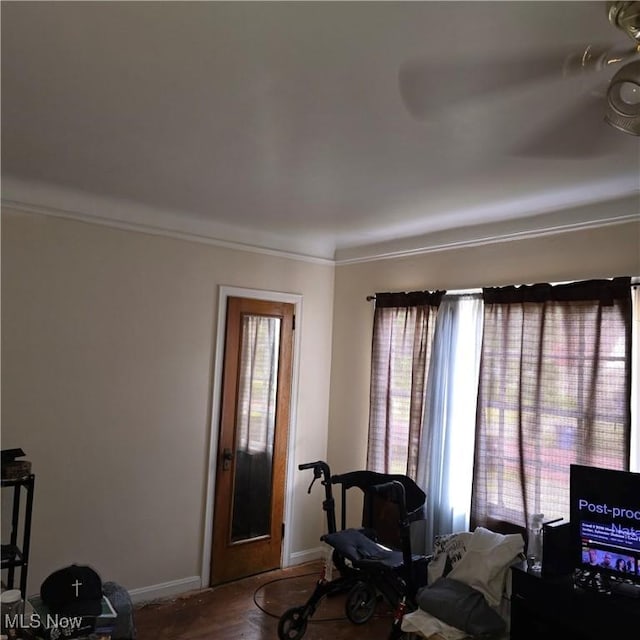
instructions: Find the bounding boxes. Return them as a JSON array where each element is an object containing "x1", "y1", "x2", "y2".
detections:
[
  {"x1": 471, "y1": 277, "x2": 632, "y2": 531},
  {"x1": 367, "y1": 290, "x2": 444, "y2": 479}
]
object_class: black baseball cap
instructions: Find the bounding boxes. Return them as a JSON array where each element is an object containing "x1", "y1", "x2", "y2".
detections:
[{"x1": 41, "y1": 565, "x2": 102, "y2": 617}]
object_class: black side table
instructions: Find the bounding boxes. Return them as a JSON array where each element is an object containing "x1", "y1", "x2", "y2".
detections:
[{"x1": 510, "y1": 561, "x2": 640, "y2": 639}]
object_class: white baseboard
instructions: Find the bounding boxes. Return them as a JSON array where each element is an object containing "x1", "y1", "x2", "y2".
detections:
[
  {"x1": 128, "y1": 550, "x2": 322, "y2": 603},
  {"x1": 286, "y1": 546, "x2": 324, "y2": 567},
  {"x1": 128, "y1": 575, "x2": 202, "y2": 604}
]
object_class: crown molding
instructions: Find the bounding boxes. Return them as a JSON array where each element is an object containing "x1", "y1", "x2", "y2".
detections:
[
  {"x1": 334, "y1": 194, "x2": 640, "y2": 265},
  {"x1": 3, "y1": 177, "x2": 638, "y2": 268},
  {"x1": 1, "y1": 196, "x2": 335, "y2": 267},
  {"x1": 335, "y1": 214, "x2": 639, "y2": 265}
]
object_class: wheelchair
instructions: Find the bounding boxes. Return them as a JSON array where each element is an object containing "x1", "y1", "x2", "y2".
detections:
[{"x1": 277, "y1": 460, "x2": 429, "y2": 640}]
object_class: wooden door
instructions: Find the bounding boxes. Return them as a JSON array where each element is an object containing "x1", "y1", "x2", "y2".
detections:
[{"x1": 211, "y1": 296, "x2": 294, "y2": 584}]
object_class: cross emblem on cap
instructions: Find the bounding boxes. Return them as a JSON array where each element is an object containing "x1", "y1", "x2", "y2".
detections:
[{"x1": 72, "y1": 579, "x2": 83, "y2": 597}]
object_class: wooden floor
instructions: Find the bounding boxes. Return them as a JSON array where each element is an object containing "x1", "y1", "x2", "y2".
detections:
[{"x1": 134, "y1": 562, "x2": 398, "y2": 640}]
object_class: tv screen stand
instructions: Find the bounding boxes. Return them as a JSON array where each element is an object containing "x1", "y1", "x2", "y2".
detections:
[{"x1": 510, "y1": 562, "x2": 640, "y2": 639}]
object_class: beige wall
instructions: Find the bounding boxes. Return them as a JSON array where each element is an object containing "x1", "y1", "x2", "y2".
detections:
[
  {"x1": 1, "y1": 208, "x2": 334, "y2": 596},
  {"x1": 328, "y1": 222, "x2": 640, "y2": 476},
  {"x1": 3, "y1": 208, "x2": 639, "y2": 598}
]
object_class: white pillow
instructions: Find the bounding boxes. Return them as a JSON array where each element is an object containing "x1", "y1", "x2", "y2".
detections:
[
  {"x1": 447, "y1": 527, "x2": 524, "y2": 607},
  {"x1": 427, "y1": 531, "x2": 474, "y2": 584}
]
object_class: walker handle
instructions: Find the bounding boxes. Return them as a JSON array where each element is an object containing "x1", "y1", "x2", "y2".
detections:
[
  {"x1": 299, "y1": 461, "x2": 322, "y2": 471},
  {"x1": 297, "y1": 460, "x2": 337, "y2": 533},
  {"x1": 298, "y1": 461, "x2": 331, "y2": 494}
]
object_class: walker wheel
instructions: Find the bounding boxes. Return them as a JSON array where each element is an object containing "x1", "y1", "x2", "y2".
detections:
[
  {"x1": 277, "y1": 606, "x2": 308, "y2": 640},
  {"x1": 345, "y1": 581, "x2": 377, "y2": 624}
]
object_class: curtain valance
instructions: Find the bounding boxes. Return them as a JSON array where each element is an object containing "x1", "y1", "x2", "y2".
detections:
[
  {"x1": 375, "y1": 290, "x2": 446, "y2": 309},
  {"x1": 483, "y1": 277, "x2": 631, "y2": 305}
]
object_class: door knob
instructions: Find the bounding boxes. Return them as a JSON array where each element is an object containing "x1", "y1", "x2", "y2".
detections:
[{"x1": 222, "y1": 447, "x2": 233, "y2": 471}]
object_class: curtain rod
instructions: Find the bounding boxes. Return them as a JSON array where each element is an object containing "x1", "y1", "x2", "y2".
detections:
[
  {"x1": 367, "y1": 277, "x2": 640, "y2": 300},
  {"x1": 366, "y1": 290, "x2": 480, "y2": 302}
]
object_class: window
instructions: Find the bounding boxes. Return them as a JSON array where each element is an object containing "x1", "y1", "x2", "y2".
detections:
[
  {"x1": 367, "y1": 278, "x2": 636, "y2": 541},
  {"x1": 471, "y1": 278, "x2": 632, "y2": 530}
]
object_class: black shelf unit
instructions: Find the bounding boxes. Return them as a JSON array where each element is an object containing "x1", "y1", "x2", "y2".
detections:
[
  {"x1": 1, "y1": 473, "x2": 35, "y2": 598},
  {"x1": 510, "y1": 561, "x2": 640, "y2": 639}
]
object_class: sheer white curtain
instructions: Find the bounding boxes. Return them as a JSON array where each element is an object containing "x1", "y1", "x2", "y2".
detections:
[{"x1": 414, "y1": 294, "x2": 484, "y2": 552}]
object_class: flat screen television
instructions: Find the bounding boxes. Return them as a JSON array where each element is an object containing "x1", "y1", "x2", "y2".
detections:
[{"x1": 570, "y1": 464, "x2": 640, "y2": 584}]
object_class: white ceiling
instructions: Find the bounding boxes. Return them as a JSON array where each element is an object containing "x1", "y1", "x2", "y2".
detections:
[{"x1": 2, "y1": 1, "x2": 639, "y2": 261}]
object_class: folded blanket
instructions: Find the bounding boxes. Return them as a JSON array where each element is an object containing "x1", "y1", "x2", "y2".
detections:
[
  {"x1": 404, "y1": 527, "x2": 524, "y2": 638},
  {"x1": 416, "y1": 577, "x2": 505, "y2": 637}
]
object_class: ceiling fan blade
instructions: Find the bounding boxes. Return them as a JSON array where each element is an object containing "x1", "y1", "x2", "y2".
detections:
[
  {"x1": 510, "y1": 92, "x2": 624, "y2": 158},
  {"x1": 398, "y1": 44, "x2": 630, "y2": 121}
]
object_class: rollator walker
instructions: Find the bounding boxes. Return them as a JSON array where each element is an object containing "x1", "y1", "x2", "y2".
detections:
[{"x1": 277, "y1": 460, "x2": 429, "y2": 640}]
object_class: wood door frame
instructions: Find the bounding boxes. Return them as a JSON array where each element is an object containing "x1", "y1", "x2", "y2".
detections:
[{"x1": 201, "y1": 286, "x2": 302, "y2": 588}]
